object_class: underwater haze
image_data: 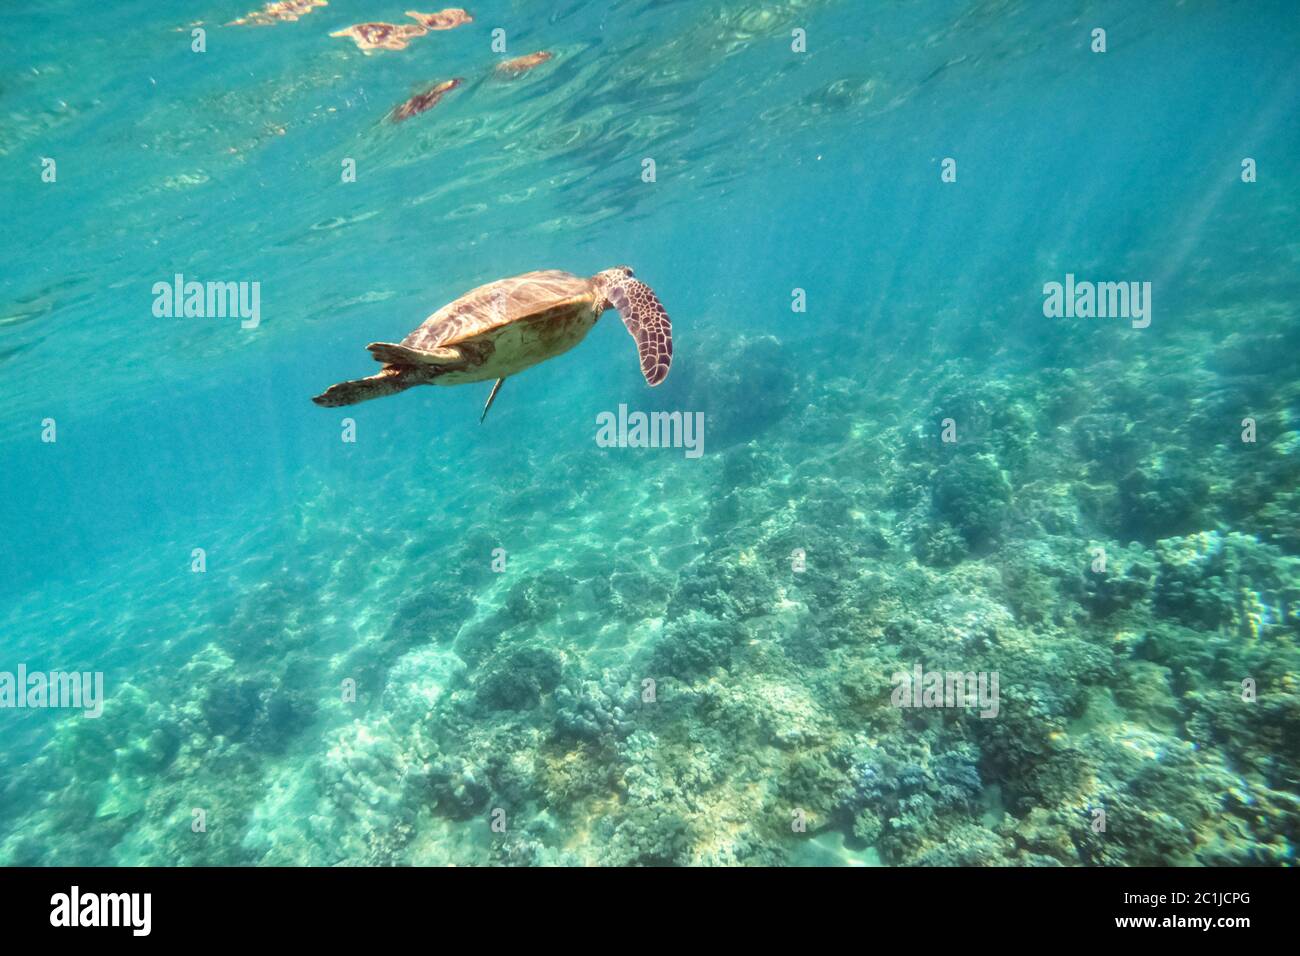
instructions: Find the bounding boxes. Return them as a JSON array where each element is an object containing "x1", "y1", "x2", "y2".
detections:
[{"x1": 1, "y1": 0, "x2": 1299, "y2": 866}]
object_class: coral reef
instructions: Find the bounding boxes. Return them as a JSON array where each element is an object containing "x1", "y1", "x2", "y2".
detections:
[{"x1": 2, "y1": 288, "x2": 1298, "y2": 869}]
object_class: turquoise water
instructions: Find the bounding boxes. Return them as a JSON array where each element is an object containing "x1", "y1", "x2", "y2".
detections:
[{"x1": 1, "y1": 0, "x2": 1298, "y2": 865}]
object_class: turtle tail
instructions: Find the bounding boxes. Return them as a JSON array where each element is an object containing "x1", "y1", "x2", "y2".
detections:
[{"x1": 312, "y1": 367, "x2": 418, "y2": 407}]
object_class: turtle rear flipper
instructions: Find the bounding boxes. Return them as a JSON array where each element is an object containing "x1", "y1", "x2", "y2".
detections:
[
  {"x1": 607, "y1": 278, "x2": 672, "y2": 386},
  {"x1": 312, "y1": 368, "x2": 416, "y2": 407},
  {"x1": 367, "y1": 342, "x2": 462, "y2": 365}
]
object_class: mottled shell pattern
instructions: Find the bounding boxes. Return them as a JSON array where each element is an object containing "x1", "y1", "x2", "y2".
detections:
[{"x1": 399, "y1": 271, "x2": 597, "y2": 352}]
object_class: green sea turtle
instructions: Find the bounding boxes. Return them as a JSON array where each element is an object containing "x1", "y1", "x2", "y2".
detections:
[
  {"x1": 411, "y1": 7, "x2": 472, "y2": 29},
  {"x1": 312, "y1": 267, "x2": 673, "y2": 421},
  {"x1": 495, "y1": 51, "x2": 553, "y2": 77},
  {"x1": 330, "y1": 8, "x2": 471, "y2": 51},
  {"x1": 228, "y1": 0, "x2": 327, "y2": 27},
  {"x1": 389, "y1": 77, "x2": 462, "y2": 121}
]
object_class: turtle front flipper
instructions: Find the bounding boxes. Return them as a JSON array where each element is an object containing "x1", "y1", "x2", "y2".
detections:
[
  {"x1": 480, "y1": 377, "x2": 506, "y2": 424},
  {"x1": 367, "y1": 342, "x2": 462, "y2": 365},
  {"x1": 606, "y1": 277, "x2": 672, "y2": 386}
]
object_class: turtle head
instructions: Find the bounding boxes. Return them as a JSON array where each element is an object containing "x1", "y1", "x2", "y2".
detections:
[{"x1": 593, "y1": 266, "x2": 635, "y2": 313}]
